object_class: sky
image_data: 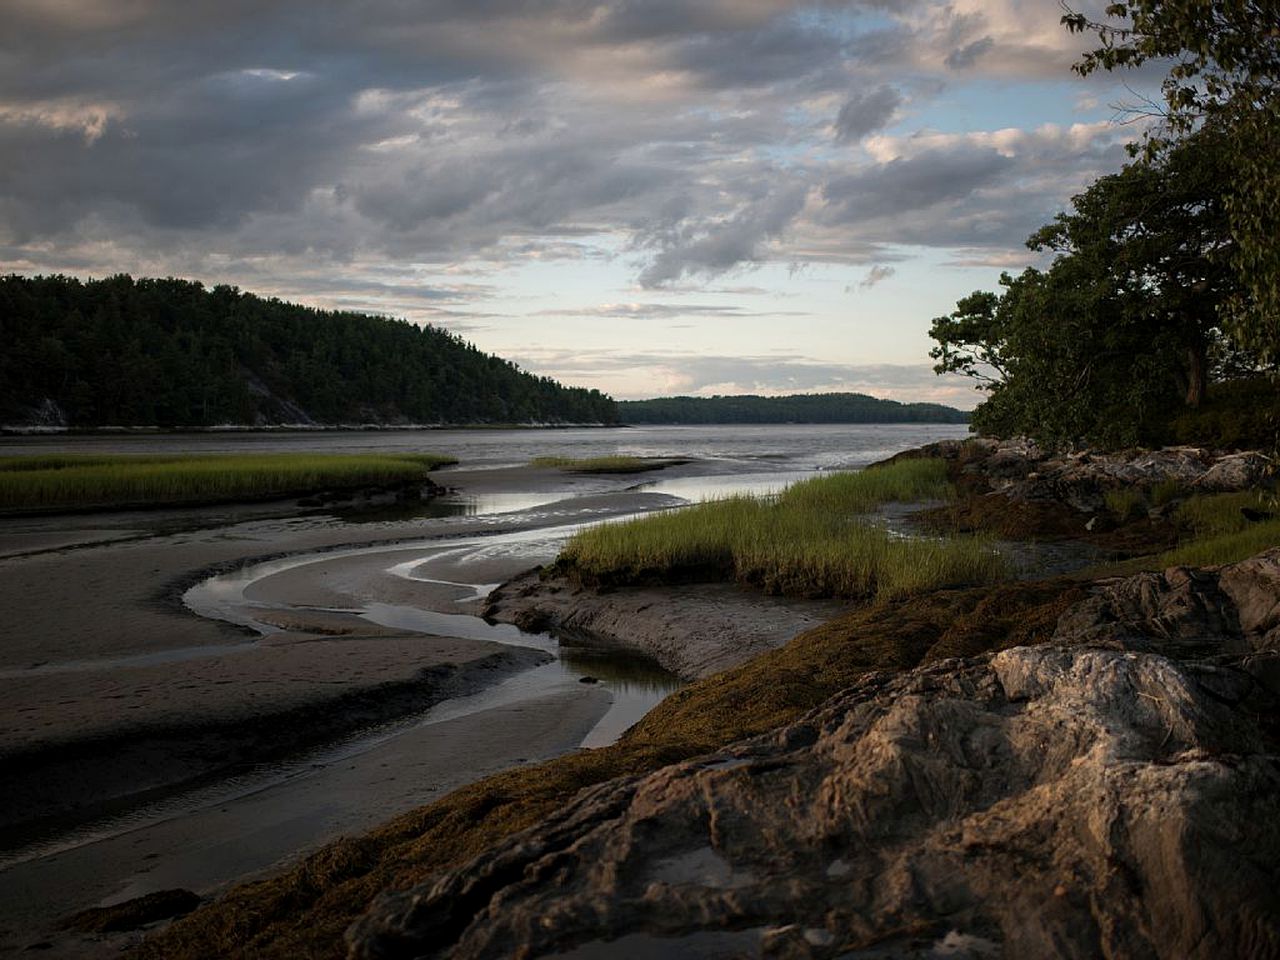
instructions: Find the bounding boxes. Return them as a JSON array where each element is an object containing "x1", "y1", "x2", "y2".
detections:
[{"x1": 0, "y1": 0, "x2": 1161, "y2": 408}]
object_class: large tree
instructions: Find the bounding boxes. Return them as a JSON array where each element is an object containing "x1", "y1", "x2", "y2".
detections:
[
  {"x1": 1063, "y1": 0, "x2": 1280, "y2": 364},
  {"x1": 929, "y1": 131, "x2": 1247, "y2": 446},
  {"x1": 931, "y1": 260, "x2": 1182, "y2": 449},
  {"x1": 1026, "y1": 126, "x2": 1241, "y2": 408}
]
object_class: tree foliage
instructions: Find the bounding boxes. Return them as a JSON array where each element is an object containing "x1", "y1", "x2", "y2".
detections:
[
  {"x1": 1063, "y1": 0, "x2": 1280, "y2": 364},
  {"x1": 930, "y1": 6, "x2": 1280, "y2": 449},
  {"x1": 929, "y1": 129, "x2": 1265, "y2": 448},
  {"x1": 0, "y1": 275, "x2": 617, "y2": 428},
  {"x1": 932, "y1": 265, "x2": 1184, "y2": 448}
]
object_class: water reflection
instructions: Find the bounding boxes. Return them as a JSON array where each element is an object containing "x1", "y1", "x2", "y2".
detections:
[
  {"x1": 559, "y1": 645, "x2": 681, "y2": 696},
  {"x1": 331, "y1": 490, "x2": 571, "y2": 524},
  {"x1": 630, "y1": 470, "x2": 813, "y2": 502}
]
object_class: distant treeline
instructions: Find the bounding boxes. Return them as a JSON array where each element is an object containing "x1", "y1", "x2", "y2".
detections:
[
  {"x1": 617, "y1": 393, "x2": 969, "y2": 424},
  {"x1": 0, "y1": 275, "x2": 617, "y2": 428}
]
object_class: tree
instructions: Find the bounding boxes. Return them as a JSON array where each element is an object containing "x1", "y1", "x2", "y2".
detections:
[
  {"x1": 928, "y1": 290, "x2": 1008, "y2": 388},
  {"x1": 1063, "y1": 0, "x2": 1280, "y2": 364},
  {"x1": 930, "y1": 121, "x2": 1272, "y2": 447},
  {"x1": 0, "y1": 275, "x2": 620, "y2": 427},
  {"x1": 1026, "y1": 127, "x2": 1241, "y2": 407},
  {"x1": 933, "y1": 261, "x2": 1183, "y2": 449}
]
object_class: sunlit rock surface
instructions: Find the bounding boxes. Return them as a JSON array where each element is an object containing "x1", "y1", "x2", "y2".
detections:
[{"x1": 348, "y1": 552, "x2": 1280, "y2": 960}]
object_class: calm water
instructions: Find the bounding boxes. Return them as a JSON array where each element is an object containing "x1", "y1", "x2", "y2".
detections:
[{"x1": 0, "y1": 423, "x2": 969, "y2": 472}]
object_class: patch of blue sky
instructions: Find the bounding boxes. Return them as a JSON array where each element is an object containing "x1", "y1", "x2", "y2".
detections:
[{"x1": 904, "y1": 79, "x2": 1111, "y2": 135}]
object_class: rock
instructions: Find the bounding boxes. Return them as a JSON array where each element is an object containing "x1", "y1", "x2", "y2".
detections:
[
  {"x1": 347, "y1": 632, "x2": 1280, "y2": 959},
  {"x1": 1197, "y1": 452, "x2": 1272, "y2": 492},
  {"x1": 485, "y1": 572, "x2": 845, "y2": 680},
  {"x1": 577, "y1": 675, "x2": 599, "y2": 684},
  {"x1": 961, "y1": 442, "x2": 1268, "y2": 515},
  {"x1": 1052, "y1": 548, "x2": 1280, "y2": 668}
]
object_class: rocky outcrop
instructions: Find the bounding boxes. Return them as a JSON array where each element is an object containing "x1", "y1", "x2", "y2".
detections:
[
  {"x1": 348, "y1": 552, "x2": 1280, "y2": 960},
  {"x1": 1053, "y1": 548, "x2": 1280, "y2": 660},
  {"x1": 897, "y1": 439, "x2": 1272, "y2": 514},
  {"x1": 980, "y1": 444, "x2": 1270, "y2": 514}
]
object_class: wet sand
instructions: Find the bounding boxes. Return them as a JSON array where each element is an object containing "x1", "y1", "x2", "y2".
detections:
[
  {"x1": 0, "y1": 464, "x2": 684, "y2": 955},
  {"x1": 0, "y1": 454, "x2": 862, "y2": 956},
  {"x1": 0, "y1": 687, "x2": 609, "y2": 958}
]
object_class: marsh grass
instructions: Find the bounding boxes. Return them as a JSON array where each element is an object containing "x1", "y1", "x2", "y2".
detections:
[
  {"x1": 1103, "y1": 486, "x2": 1147, "y2": 520},
  {"x1": 1157, "y1": 489, "x2": 1280, "y2": 566},
  {"x1": 529, "y1": 455, "x2": 679, "y2": 474},
  {"x1": 0, "y1": 451, "x2": 457, "y2": 511},
  {"x1": 559, "y1": 459, "x2": 1005, "y2": 600}
]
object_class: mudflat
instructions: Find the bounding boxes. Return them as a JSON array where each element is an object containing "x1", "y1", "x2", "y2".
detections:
[{"x1": 0, "y1": 464, "x2": 687, "y2": 955}]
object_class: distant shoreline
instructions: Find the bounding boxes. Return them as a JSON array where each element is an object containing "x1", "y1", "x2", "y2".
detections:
[
  {"x1": 1, "y1": 419, "x2": 977, "y2": 437},
  {"x1": 0, "y1": 421, "x2": 628, "y2": 437}
]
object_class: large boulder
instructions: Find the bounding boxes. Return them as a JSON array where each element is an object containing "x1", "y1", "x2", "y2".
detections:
[{"x1": 348, "y1": 561, "x2": 1280, "y2": 959}]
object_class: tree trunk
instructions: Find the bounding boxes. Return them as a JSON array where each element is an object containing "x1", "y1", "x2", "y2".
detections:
[{"x1": 1185, "y1": 341, "x2": 1207, "y2": 409}]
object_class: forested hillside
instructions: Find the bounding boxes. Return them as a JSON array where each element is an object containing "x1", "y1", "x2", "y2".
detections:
[
  {"x1": 0, "y1": 275, "x2": 617, "y2": 428},
  {"x1": 617, "y1": 393, "x2": 968, "y2": 424}
]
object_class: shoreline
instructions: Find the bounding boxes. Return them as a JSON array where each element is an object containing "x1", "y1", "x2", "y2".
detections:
[
  {"x1": 129, "y1": 439, "x2": 1280, "y2": 960},
  {"x1": 0, "y1": 457, "x2": 772, "y2": 956},
  {"x1": 0, "y1": 422, "x2": 628, "y2": 437},
  {"x1": 0, "y1": 432, "x2": 998, "y2": 954}
]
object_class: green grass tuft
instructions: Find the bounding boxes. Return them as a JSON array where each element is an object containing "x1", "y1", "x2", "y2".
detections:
[
  {"x1": 1156, "y1": 489, "x2": 1280, "y2": 566},
  {"x1": 1104, "y1": 486, "x2": 1147, "y2": 520},
  {"x1": 0, "y1": 452, "x2": 457, "y2": 512},
  {"x1": 558, "y1": 459, "x2": 1005, "y2": 600}
]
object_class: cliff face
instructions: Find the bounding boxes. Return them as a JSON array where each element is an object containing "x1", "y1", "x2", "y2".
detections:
[{"x1": 349, "y1": 551, "x2": 1280, "y2": 960}]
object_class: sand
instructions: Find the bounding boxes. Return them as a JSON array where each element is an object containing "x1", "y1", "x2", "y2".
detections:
[
  {"x1": 0, "y1": 465, "x2": 683, "y2": 955},
  {"x1": 0, "y1": 457, "x2": 847, "y2": 956}
]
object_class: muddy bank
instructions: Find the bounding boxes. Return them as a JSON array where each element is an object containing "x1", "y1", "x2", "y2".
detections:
[
  {"x1": 0, "y1": 466, "x2": 689, "y2": 956},
  {"x1": 484, "y1": 572, "x2": 846, "y2": 681},
  {"x1": 0, "y1": 642, "x2": 545, "y2": 848}
]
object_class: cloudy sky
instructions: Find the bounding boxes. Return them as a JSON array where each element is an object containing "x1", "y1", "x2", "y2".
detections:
[{"x1": 0, "y1": 0, "x2": 1157, "y2": 407}]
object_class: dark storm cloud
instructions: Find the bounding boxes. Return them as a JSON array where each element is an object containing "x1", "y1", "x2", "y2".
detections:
[
  {"x1": 669, "y1": 17, "x2": 847, "y2": 89},
  {"x1": 834, "y1": 85, "x2": 901, "y2": 141},
  {"x1": 638, "y1": 184, "x2": 809, "y2": 288},
  {"x1": 810, "y1": 122, "x2": 1138, "y2": 255},
  {"x1": 0, "y1": 70, "x2": 389, "y2": 238}
]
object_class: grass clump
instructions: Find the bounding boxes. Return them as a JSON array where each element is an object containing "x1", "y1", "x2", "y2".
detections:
[
  {"x1": 0, "y1": 451, "x2": 457, "y2": 512},
  {"x1": 1103, "y1": 486, "x2": 1147, "y2": 521},
  {"x1": 529, "y1": 455, "x2": 679, "y2": 474},
  {"x1": 558, "y1": 459, "x2": 1005, "y2": 600},
  {"x1": 1157, "y1": 490, "x2": 1280, "y2": 567}
]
